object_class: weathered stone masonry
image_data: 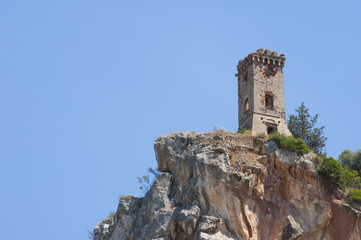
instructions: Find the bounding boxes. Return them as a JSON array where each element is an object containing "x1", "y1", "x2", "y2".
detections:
[{"x1": 236, "y1": 48, "x2": 291, "y2": 136}]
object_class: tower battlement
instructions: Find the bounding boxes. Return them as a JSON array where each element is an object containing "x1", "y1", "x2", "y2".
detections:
[
  {"x1": 236, "y1": 49, "x2": 291, "y2": 136},
  {"x1": 236, "y1": 49, "x2": 285, "y2": 75}
]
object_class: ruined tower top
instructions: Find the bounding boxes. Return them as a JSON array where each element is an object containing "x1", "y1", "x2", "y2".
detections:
[
  {"x1": 236, "y1": 48, "x2": 286, "y2": 74},
  {"x1": 236, "y1": 49, "x2": 291, "y2": 136}
]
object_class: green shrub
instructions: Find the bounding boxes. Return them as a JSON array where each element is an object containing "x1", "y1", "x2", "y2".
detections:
[
  {"x1": 268, "y1": 132, "x2": 309, "y2": 156},
  {"x1": 342, "y1": 169, "x2": 361, "y2": 188},
  {"x1": 347, "y1": 189, "x2": 361, "y2": 203},
  {"x1": 268, "y1": 132, "x2": 284, "y2": 146},
  {"x1": 339, "y1": 149, "x2": 361, "y2": 174},
  {"x1": 317, "y1": 157, "x2": 361, "y2": 189},
  {"x1": 317, "y1": 157, "x2": 344, "y2": 183},
  {"x1": 239, "y1": 128, "x2": 248, "y2": 134},
  {"x1": 281, "y1": 137, "x2": 309, "y2": 156}
]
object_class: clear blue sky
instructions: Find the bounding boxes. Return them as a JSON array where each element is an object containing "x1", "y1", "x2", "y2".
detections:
[{"x1": 1, "y1": 1, "x2": 360, "y2": 239}]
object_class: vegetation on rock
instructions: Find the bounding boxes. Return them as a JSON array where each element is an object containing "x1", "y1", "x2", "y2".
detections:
[
  {"x1": 104, "y1": 212, "x2": 115, "y2": 224},
  {"x1": 286, "y1": 103, "x2": 361, "y2": 204},
  {"x1": 268, "y1": 132, "x2": 309, "y2": 156},
  {"x1": 317, "y1": 157, "x2": 360, "y2": 188},
  {"x1": 347, "y1": 189, "x2": 361, "y2": 203},
  {"x1": 339, "y1": 149, "x2": 361, "y2": 174},
  {"x1": 137, "y1": 167, "x2": 160, "y2": 194},
  {"x1": 239, "y1": 128, "x2": 250, "y2": 134},
  {"x1": 288, "y1": 102, "x2": 327, "y2": 154}
]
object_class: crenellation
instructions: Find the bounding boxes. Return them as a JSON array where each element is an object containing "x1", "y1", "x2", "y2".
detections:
[{"x1": 237, "y1": 51, "x2": 286, "y2": 71}]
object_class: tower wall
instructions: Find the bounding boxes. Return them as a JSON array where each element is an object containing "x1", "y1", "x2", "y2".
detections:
[
  {"x1": 237, "y1": 49, "x2": 291, "y2": 136},
  {"x1": 237, "y1": 62, "x2": 254, "y2": 131}
]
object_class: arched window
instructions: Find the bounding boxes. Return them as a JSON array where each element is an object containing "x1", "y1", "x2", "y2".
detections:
[
  {"x1": 265, "y1": 94, "x2": 273, "y2": 109},
  {"x1": 245, "y1": 98, "x2": 249, "y2": 112}
]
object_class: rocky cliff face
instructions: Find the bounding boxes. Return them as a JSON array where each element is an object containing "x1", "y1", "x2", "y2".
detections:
[{"x1": 94, "y1": 132, "x2": 361, "y2": 240}]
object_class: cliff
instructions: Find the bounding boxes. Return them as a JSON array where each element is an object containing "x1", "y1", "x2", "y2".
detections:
[{"x1": 93, "y1": 132, "x2": 361, "y2": 240}]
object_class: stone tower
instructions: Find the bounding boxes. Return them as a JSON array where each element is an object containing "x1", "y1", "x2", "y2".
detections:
[{"x1": 236, "y1": 49, "x2": 291, "y2": 136}]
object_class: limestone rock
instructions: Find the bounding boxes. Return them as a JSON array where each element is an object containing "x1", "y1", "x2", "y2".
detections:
[
  {"x1": 281, "y1": 215, "x2": 304, "y2": 240},
  {"x1": 197, "y1": 215, "x2": 222, "y2": 233},
  {"x1": 196, "y1": 231, "x2": 235, "y2": 240},
  {"x1": 94, "y1": 132, "x2": 361, "y2": 240},
  {"x1": 176, "y1": 205, "x2": 201, "y2": 236}
]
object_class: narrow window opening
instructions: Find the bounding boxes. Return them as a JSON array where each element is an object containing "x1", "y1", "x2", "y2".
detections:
[
  {"x1": 265, "y1": 94, "x2": 273, "y2": 109},
  {"x1": 245, "y1": 99, "x2": 249, "y2": 112},
  {"x1": 243, "y1": 72, "x2": 248, "y2": 82}
]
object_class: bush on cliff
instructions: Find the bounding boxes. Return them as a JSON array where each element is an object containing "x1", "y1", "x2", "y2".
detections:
[
  {"x1": 339, "y1": 149, "x2": 361, "y2": 174},
  {"x1": 317, "y1": 157, "x2": 361, "y2": 189},
  {"x1": 347, "y1": 189, "x2": 361, "y2": 203},
  {"x1": 343, "y1": 169, "x2": 361, "y2": 188},
  {"x1": 317, "y1": 157, "x2": 344, "y2": 183},
  {"x1": 268, "y1": 132, "x2": 309, "y2": 156}
]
